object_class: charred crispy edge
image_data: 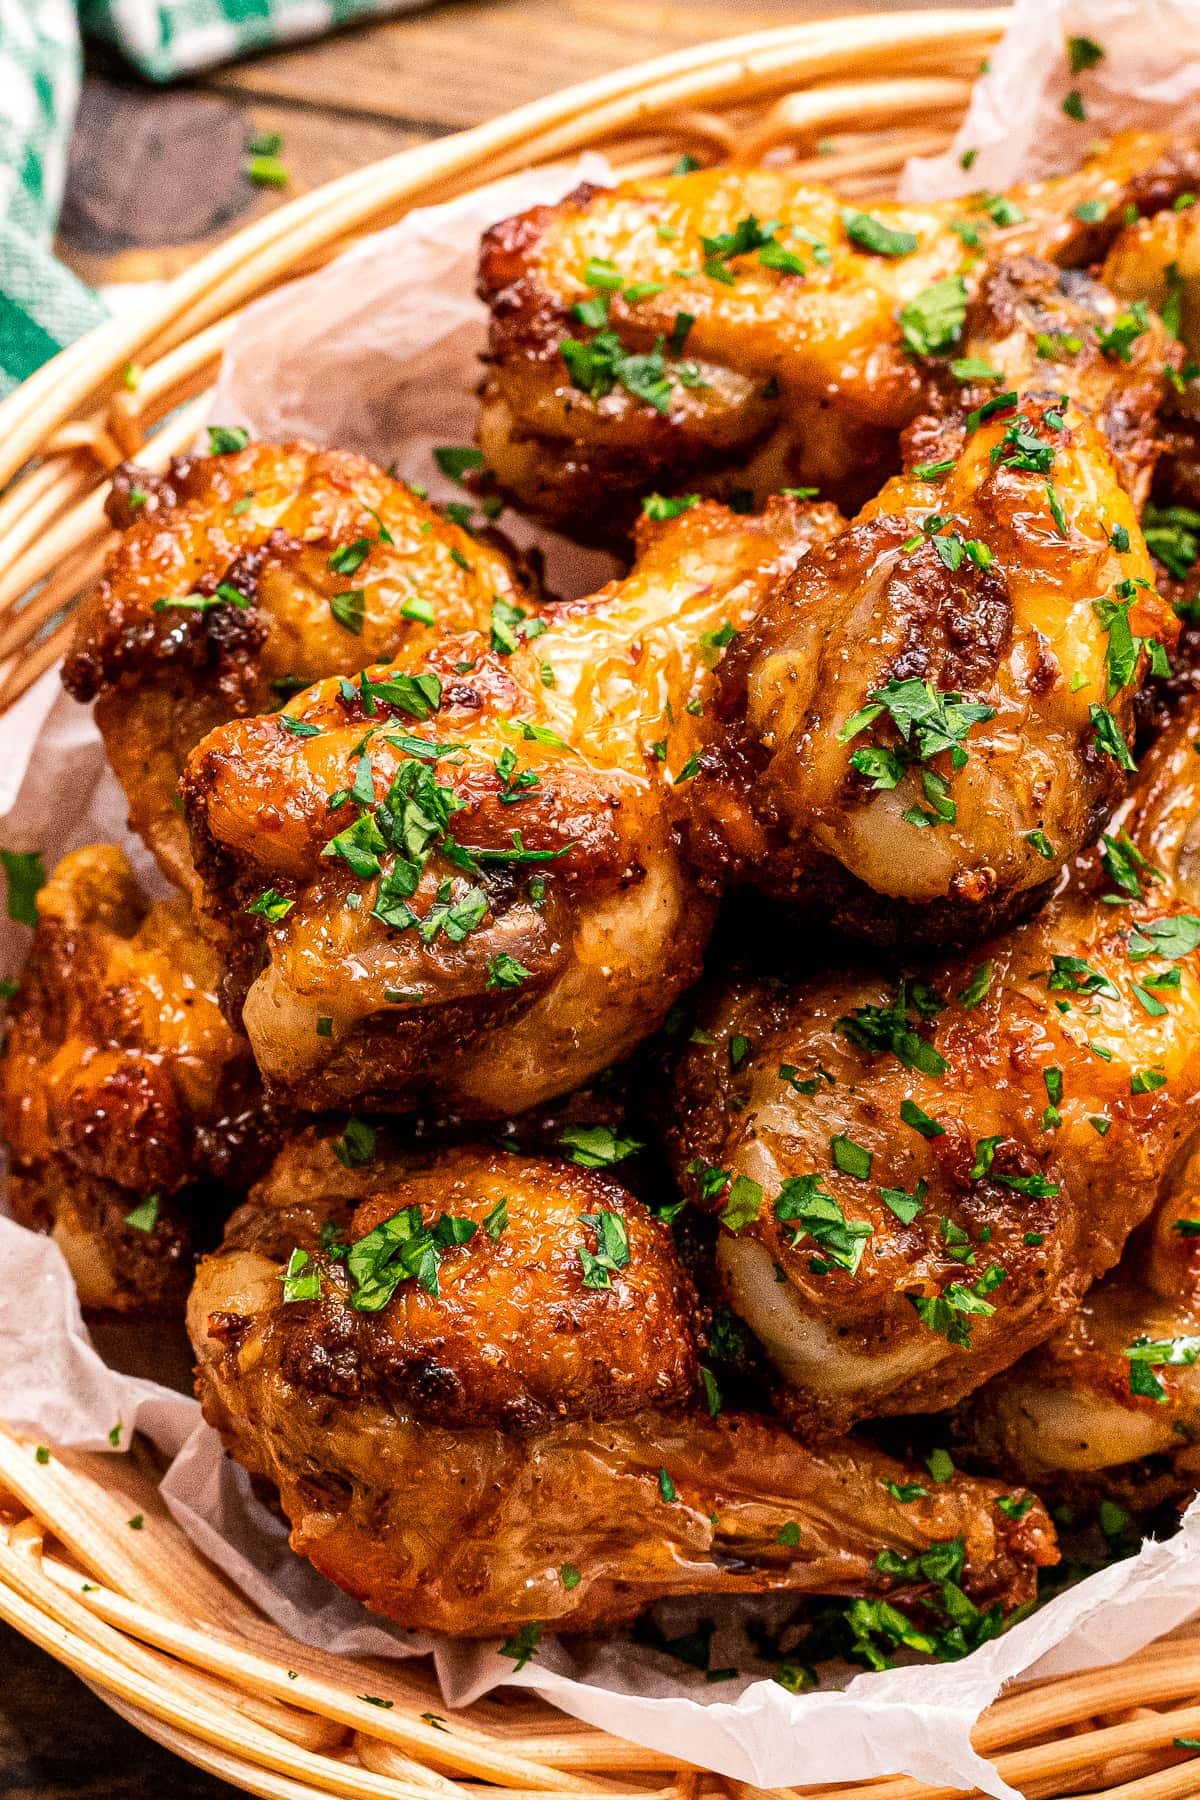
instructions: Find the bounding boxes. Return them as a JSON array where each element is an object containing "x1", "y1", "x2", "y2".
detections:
[
  {"x1": 6, "y1": 1162, "x2": 198, "y2": 1316},
  {"x1": 477, "y1": 182, "x2": 606, "y2": 359},
  {"x1": 202, "y1": 1155, "x2": 701, "y2": 1431},
  {"x1": 63, "y1": 547, "x2": 273, "y2": 706}
]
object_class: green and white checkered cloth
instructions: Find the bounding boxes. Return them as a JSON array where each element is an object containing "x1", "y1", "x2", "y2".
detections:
[{"x1": 0, "y1": 0, "x2": 433, "y2": 395}]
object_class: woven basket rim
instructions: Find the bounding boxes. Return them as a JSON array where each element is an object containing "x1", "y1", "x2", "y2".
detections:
[{"x1": 3, "y1": 12, "x2": 1200, "y2": 1799}]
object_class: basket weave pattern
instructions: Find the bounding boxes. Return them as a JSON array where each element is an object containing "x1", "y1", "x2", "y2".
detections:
[{"x1": 2, "y1": 11, "x2": 1200, "y2": 1794}]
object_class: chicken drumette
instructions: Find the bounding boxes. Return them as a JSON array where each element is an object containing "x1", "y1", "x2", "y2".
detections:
[
  {"x1": 477, "y1": 131, "x2": 1198, "y2": 539},
  {"x1": 63, "y1": 440, "x2": 530, "y2": 898},
  {"x1": 959, "y1": 1134, "x2": 1200, "y2": 1511},
  {"x1": 181, "y1": 494, "x2": 838, "y2": 1115},
  {"x1": 0, "y1": 845, "x2": 276, "y2": 1313},
  {"x1": 670, "y1": 701, "x2": 1200, "y2": 1432},
  {"x1": 688, "y1": 389, "x2": 1176, "y2": 942},
  {"x1": 190, "y1": 1129, "x2": 1054, "y2": 1639}
]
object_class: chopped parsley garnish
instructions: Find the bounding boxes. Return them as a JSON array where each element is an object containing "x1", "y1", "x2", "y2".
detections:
[
  {"x1": 1124, "y1": 1334, "x2": 1200, "y2": 1400},
  {"x1": 559, "y1": 1124, "x2": 642, "y2": 1168},
  {"x1": 1126, "y1": 914, "x2": 1200, "y2": 960},
  {"x1": 329, "y1": 588, "x2": 365, "y2": 634},
  {"x1": 123, "y1": 1193, "x2": 161, "y2": 1233},
  {"x1": 207, "y1": 425, "x2": 249, "y2": 455},
  {"x1": 958, "y1": 961, "x2": 994, "y2": 1009},
  {"x1": 841, "y1": 209, "x2": 918, "y2": 257},
  {"x1": 346, "y1": 1204, "x2": 479, "y2": 1306},
  {"x1": 577, "y1": 1209, "x2": 631, "y2": 1289},
  {"x1": 643, "y1": 492, "x2": 700, "y2": 520},
  {"x1": 1100, "y1": 830, "x2": 1161, "y2": 899},
  {"x1": 486, "y1": 953, "x2": 531, "y2": 989},
  {"x1": 1144, "y1": 502, "x2": 1200, "y2": 580},
  {"x1": 900, "y1": 1098, "x2": 944, "y2": 1138},
  {"x1": 991, "y1": 417, "x2": 1056, "y2": 474},
  {"x1": 774, "y1": 1174, "x2": 873, "y2": 1274},
  {"x1": 1089, "y1": 703, "x2": 1137, "y2": 771},
  {"x1": 330, "y1": 1120, "x2": 376, "y2": 1172},
  {"x1": 898, "y1": 277, "x2": 967, "y2": 357},
  {"x1": 1097, "y1": 301, "x2": 1150, "y2": 362},
  {"x1": 909, "y1": 1268, "x2": 1005, "y2": 1346},
  {"x1": 281, "y1": 1247, "x2": 321, "y2": 1303},
  {"x1": 0, "y1": 849, "x2": 45, "y2": 926},
  {"x1": 835, "y1": 981, "x2": 948, "y2": 1076},
  {"x1": 434, "y1": 446, "x2": 486, "y2": 483},
  {"x1": 560, "y1": 329, "x2": 675, "y2": 412},
  {"x1": 720, "y1": 1174, "x2": 764, "y2": 1231},
  {"x1": 499, "y1": 1622, "x2": 542, "y2": 1669},
  {"x1": 246, "y1": 887, "x2": 293, "y2": 921},
  {"x1": 1067, "y1": 34, "x2": 1104, "y2": 72}
]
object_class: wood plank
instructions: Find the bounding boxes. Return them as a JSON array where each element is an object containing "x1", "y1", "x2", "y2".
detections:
[{"x1": 202, "y1": 0, "x2": 987, "y2": 128}]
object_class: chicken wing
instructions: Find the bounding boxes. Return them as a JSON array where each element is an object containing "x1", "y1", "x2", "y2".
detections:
[
  {"x1": 958, "y1": 1134, "x2": 1200, "y2": 1510},
  {"x1": 687, "y1": 390, "x2": 1177, "y2": 943},
  {"x1": 0, "y1": 845, "x2": 276, "y2": 1313},
  {"x1": 63, "y1": 440, "x2": 530, "y2": 898},
  {"x1": 189, "y1": 1130, "x2": 1054, "y2": 1639},
  {"x1": 182, "y1": 495, "x2": 838, "y2": 1115},
  {"x1": 477, "y1": 132, "x2": 1199, "y2": 540},
  {"x1": 670, "y1": 701, "x2": 1200, "y2": 1432}
]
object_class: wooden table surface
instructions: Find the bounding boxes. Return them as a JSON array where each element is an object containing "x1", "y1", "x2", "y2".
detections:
[{"x1": 19, "y1": 1, "x2": 994, "y2": 1793}]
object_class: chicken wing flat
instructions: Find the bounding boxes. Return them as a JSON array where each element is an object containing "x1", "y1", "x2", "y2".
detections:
[
  {"x1": 670, "y1": 700, "x2": 1200, "y2": 1433},
  {"x1": 0, "y1": 845, "x2": 275, "y2": 1313},
  {"x1": 477, "y1": 132, "x2": 1199, "y2": 539},
  {"x1": 63, "y1": 440, "x2": 529, "y2": 898},
  {"x1": 958, "y1": 1134, "x2": 1200, "y2": 1511},
  {"x1": 189, "y1": 1130, "x2": 1053, "y2": 1639},
  {"x1": 182, "y1": 495, "x2": 838, "y2": 1115},
  {"x1": 686, "y1": 391, "x2": 1176, "y2": 943}
]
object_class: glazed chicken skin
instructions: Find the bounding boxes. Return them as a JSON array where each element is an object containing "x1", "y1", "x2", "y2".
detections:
[
  {"x1": 959, "y1": 1133, "x2": 1200, "y2": 1509},
  {"x1": 670, "y1": 701, "x2": 1200, "y2": 1434},
  {"x1": 189, "y1": 1130, "x2": 1054, "y2": 1638},
  {"x1": 477, "y1": 132, "x2": 1200, "y2": 540},
  {"x1": 687, "y1": 390, "x2": 1177, "y2": 943},
  {"x1": 62, "y1": 440, "x2": 529, "y2": 898},
  {"x1": 182, "y1": 495, "x2": 838, "y2": 1115},
  {"x1": 0, "y1": 845, "x2": 275, "y2": 1314}
]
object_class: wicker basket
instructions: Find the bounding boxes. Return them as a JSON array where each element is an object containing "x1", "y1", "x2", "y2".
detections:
[{"x1": 2, "y1": 10, "x2": 1200, "y2": 1795}]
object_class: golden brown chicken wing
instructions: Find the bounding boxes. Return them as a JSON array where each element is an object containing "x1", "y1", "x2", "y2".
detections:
[
  {"x1": 181, "y1": 495, "x2": 838, "y2": 1115},
  {"x1": 189, "y1": 1130, "x2": 1054, "y2": 1639},
  {"x1": 63, "y1": 439, "x2": 530, "y2": 898},
  {"x1": 958, "y1": 1135, "x2": 1200, "y2": 1511},
  {"x1": 477, "y1": 133, "x2": 1199, "y2": 539},
  {"x1": 687, "y1": 391, "x2": 1177, "y2": 943},
  {"x1": 670, "y1": 700, "x2": 1200, "y2": 1433},
  {"x1": 0, "y1": 845, "x2": 276, "y2": 1313}
]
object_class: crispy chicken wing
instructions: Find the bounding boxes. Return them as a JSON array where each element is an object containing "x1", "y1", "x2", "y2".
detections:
[
  {"x1": 0, "y1": 845, "x2": 276, "y2": 1313},
  {"x1": 182, "y1": 495, "x2": 838, "y2": 1115},
  {"x1": 686, "y1": 391, "x2": 1177, "y2": 943},
  {"x1": 958, "y1": 1135, "x2": 1200, "y2": 1508},
  {"x1": 62, "y1": 442, "x2": 529, "y2": 897},
  {"x1": 670, "y1": 702, "x2": 1200, "y2": 1432},
  {"x1": 189, "y1": 1131, "x2": 1053, "y2": 1638},
  {"x1": 477, "y1": 133, "x2": 1199, "y2": 539}
]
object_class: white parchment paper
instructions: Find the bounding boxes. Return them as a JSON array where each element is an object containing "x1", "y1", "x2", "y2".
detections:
[
  {"x1": 901, "y1": 0, "x2": 1200, "y2": 197},
  {"x1": 4, "y1": 22, "x2": 1200, "y2": 1790}
]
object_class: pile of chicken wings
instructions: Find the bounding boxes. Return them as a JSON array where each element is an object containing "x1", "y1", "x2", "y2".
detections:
[{"x1": 8, "y1": 128, "x2": 1200, "y2": 1671}]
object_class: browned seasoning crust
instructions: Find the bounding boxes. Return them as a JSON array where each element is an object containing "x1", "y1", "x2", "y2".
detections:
[
  {"x1": 670, "y1": 703, "x2": 1200, "y2": 1432},
  {"x1": 683, "y1": 395, "x2": 1175, "y2": 942},
  {"x1": 179, "y1": 497, "x2": 836, "y2": 1117},
  {"x1": 476, "y1": 133, "x2": 1199, "y2": 543},
  {"x1": 63, "y1": 443, "x2": 531, "y2": 898},
  {"x1": 0, "y1": 844, "x2": 278, "y2": 1314},
  {"x1": 190, "y1": 1130, "x2": 1055, "y2": 1637}
]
